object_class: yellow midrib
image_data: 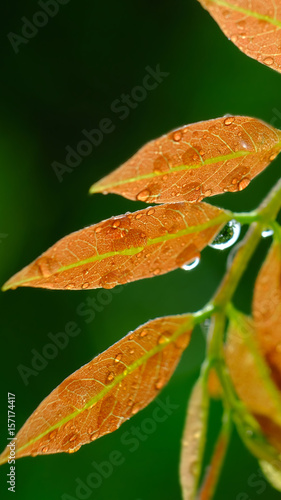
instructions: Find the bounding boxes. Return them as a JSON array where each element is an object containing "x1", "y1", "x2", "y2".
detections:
[
  {"x1": 205, "y1": 0, "x2": 281, "y2": 29},
  {"x1": 90, "y1": 150, "x2": 251, "y2": 192},
  {"x1": 3, "y1": 316, "x2": 192, "y2": 459},
  {"x1": 4, "y1": 212, "x2": 230, "y2": 289}
]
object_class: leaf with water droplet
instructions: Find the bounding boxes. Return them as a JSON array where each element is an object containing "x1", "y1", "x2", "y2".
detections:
[
  {"x1": 198, "y1": 0, "x2": 281, "y2": 73},
  {"x1": 2, "y1": 203, "x2": 228, "y2": 291},
  {"x1": 253, "y1": 235, "x2": 281, "y2": 389},
  {"x1": 225, "y1": 309, "x2": 281, "y2": 426},
  {"x1": 0, "y1": 315, "x2": 193, "y2": 463},
  {"x1": 180, "y1": 377, "x2": 209, "y2": 500},
  {"x1": 89, "y1": 116, "x2": 281, "y2": 203}
]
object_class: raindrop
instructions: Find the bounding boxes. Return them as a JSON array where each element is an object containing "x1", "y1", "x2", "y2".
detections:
[
  {"x1": 114, "y1": 353, "x2": 122, "y2": 363},
  {"x1": 106, "y1": 372, "x2": 115, "y2": 382},
  {"x1": 224, "y1": 116, "x2": 235, "y2": 126},
  {"x1": 238, "y1": 178, "x2": 250, "y2": 191},
  {"x1": 262, "y1": 228, "x2": 274, "y2": 238},
  {"x1": 200, "y1": 318, "x2": 211, "y2": 338},
  {"x1": 136, "y1": 189, "x2": 150, "y2": 202},
  {"x1": 263, "y1": 57, "x2": 274, "y2": 66},
  {"x1": 173, "y1": 131, "x2": 182, "y2": 141},
  {"x1": 112, "y1": 220, "x2": 121, "y2": 228},
  {"x1": 209, "y1": 220, "x2": 241, "y2": 250},
  {"x1": 181, "y1": 257, "x2": 200, "y2": 271},
  {"x1": 140, "y1": 329, "x2": 148, "y2": 337}
]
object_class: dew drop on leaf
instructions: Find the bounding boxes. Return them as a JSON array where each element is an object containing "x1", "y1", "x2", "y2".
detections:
[
  {"x1": 181, "y1": 257, "x2": 200, "y2": 271},
  {"x1": 209, "y1": 220, "x2": 241, "y2": 250},
  {"x1": 262, "y1": 228, "x2": 274, "y2": 238}
]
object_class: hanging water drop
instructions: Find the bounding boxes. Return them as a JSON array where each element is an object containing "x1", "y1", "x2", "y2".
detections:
[
  {"x1": 181, "y1": 257, "x2": 200, "y2": 271},
  {"x1": 209, "y1": 220, "x2": 241, "y2": 250},
  {"x1": 262, "y1": 228, "x2": 274, "y2": 238}
]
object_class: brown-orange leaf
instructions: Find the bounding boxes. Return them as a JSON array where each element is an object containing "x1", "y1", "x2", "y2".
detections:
[
  {"x1": 225, "y1": 311, "x2": 281, "y2": 426},
  {"x1": 89, "y1": 116, "x2": 281, "y2": 203},
  {"x1": 0, "y1": 315, "x2": 193, "y2": 463},
  {"x1": 198, "y1": 0, "x2": 281, "y2": 73},
  {"x1": 253, "y1": 238, "x2": 281, "y2": 389},
  {"x1": 2, "y1": 202, "x2": 228, "y2": 291}
]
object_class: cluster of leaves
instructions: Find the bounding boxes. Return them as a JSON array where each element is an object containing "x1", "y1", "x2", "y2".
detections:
[{"x1": 2, "y1": 1, "x2": 281, "y2": 499}]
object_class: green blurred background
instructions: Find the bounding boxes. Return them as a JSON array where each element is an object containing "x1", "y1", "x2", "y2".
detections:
[{"x1": 0, "y1": 1, "x2": 281, "y2": 499}]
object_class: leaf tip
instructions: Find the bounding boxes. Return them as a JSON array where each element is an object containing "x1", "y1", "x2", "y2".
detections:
[{"x1": 89, "y1": 182, "x2": 102, "y2": 195}]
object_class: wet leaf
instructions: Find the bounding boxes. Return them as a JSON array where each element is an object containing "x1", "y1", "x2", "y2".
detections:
[
  {"x1": 2, "y1": 202, "x2": 228, "y2": 291},
  {"x1": 89, "y1": 116, "x2": 281, "y2": 203},
  {"x1": 180, "y1": 377, "x2": 209, "y2": 500},
  {"x1": 253, "y1": 238, "x2": 281, "y2": 389},
  {"x1": 198, "y1": 0, "x2": 281, "y2": 73},
  {"x1": 225, "y1": 310, "x2": 281, "y2": 426},
  {"x1": 0, "y1": 315, "x2": 193, "y2": 463}
]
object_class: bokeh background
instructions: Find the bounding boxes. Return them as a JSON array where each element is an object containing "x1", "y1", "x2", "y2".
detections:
[{"x1": 0, "y1": 1, "x2": 281, "y2": 499}]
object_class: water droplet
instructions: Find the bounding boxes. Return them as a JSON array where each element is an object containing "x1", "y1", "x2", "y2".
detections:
[
  {"x1": 129, "y1": 349, "x2": 135, "y2": 354},
  {"x1": 131, "y1": 404, "x2": 140, "y2": 415},
  {"x1": 65, "y1": 283, "x2": 75, "y2": 290},
  {"x1": 224, "y1": 116, "x2": 235, "y2": 126},
  {"x1": 112, "y1": 220, "x2": 121, "y2": 228},
  {"x1": 147, "y1": 208, "x2": 155, "y2": 216},
  {"x1": 262, "y1": 228, "x2": 274, "y2": 238},
  {"x1": 127, "y1": 398, "x2": 134, "y2": 407},
  {"x1": 42, "y1": 446, "x2": 49, "y2": 453},
  {"x1": 95, "y1": 227, "x2": 102, "y2": 233},
  {"x1": 107, "y1": 371, "x2": 115, "y2": 382},
  {"x1": 173, "y1": 131, "x2": 182, "y2": 141},
  {"x1": 181, "y1": 257, "x2": 200, "y2": 271},
  {"x1": 153, "y1": 268, "x2": 161, "y2": 275},
  {"x1": 129, "y1": 334, "x2": 134, "y2": 340},
  {"x1": 158, "y1": 335, "x2": 168, "y2": 345},
  {"x1": 263, "y1": 57, "x2": 274, "y2": 66},
  {"x1": 209, "y1": 220, "x2": 241, "y2": 250},
  {"x1": 135, "y1": 213, "x2": 143, "y2": 219},
  {"x1": 270, "y1": 153, "x2": 277, "y2": 161},
  {"x1": 87, "y1": 427, "x2": 94, "y2": 435},
  {"x1": 69, "y1": 445, "x2": 81, "y2": 453},
  {"x1": 82, "y1": 282, "x2": 89, "y2": 289},
  {"x1": 137, "y1": 189, "x2": 150, "y2": 202},
  {"x1": 140, "y1": 330, "x2": 148, "y2": 337},
  {"x1": 230, "y1": 35, "x2": 237, "y2": 43},
  {"x1": 204, "y1": 189, "x2": 212, "y2": 197},
  {"x1": 114, "y1": 353, "x2": 122, "y2": 363},
  {"x1": 238, "y1": 178, "x2": 250, "y2": 191},
  {"x1": 90, "y1": 434, "x2": 96, "y2": 442},
  {"x1": 155, "y1": 379, "x2": 165, "y2": 390},
  {"x1": 49, "y1": 430, "x2": 58, "y2": 440}
]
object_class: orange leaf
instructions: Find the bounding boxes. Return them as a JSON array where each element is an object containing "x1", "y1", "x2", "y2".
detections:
[
  {"x1": 198, "y1": 0, "x2": 281, "y2": 73},
  {"x1": 89, "y1": 116, "x2": 281, "y2": 203},
  {"x1": 2, "y1": 202, "x2": 228, "y2": 291},
  {"x1": 253, "y1": 238, "x2": 281, "y2": 388},
  {"x1": 0, "y1": 315, "x2": 193, "y2": 463},
  {"x1": 225, "y1": 311, "x2": 281, "y2": 426}
]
